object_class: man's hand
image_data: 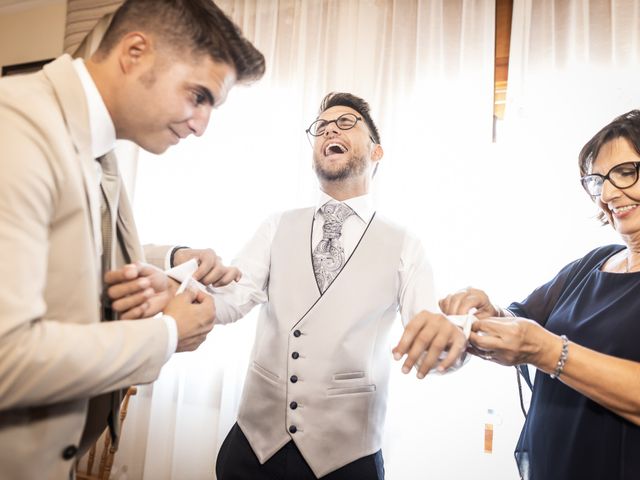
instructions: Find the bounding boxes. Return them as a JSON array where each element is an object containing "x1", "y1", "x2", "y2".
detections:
[
  {"x1": 439, "y1": 287, "x2": 499, "y2": 319},
  {"x1": 164, "y1": 289, "x2": 216, "y2": 352},
  {"x1": 392, "y1": 310, "x2": 467, "y2": 378},
  {"x1": 105, "y1": 262, "x2": 173, "y2": 319},
  {"x1": 173, "y1": 248, "x2": 241, "y2": 287}
]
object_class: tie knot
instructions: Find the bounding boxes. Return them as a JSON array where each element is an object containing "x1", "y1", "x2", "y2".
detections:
[
  {"x1": 97, "y1": 154, "x2": 118, "y2": 177},
  {"x1": 320, "y1": 202, "x2": 354, "y2": 239}
]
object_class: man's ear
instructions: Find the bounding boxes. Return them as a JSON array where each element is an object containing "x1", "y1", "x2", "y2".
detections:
[
  {"x1": 371, "y1": 143, "x2": 384, "y2": 161},
  {"x1": 117, "y1": 32, "x2": 153, "y2": 74}
]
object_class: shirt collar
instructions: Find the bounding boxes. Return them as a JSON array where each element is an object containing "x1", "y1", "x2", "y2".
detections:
[
  {"x1": 71, "y1": 58, "x2": 116, "y2": 158},
  {"x1": 315, "y1": 191, "x2": 375, "y2": 223}
]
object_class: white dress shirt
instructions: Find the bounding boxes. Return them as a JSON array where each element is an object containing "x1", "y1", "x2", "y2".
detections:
[
  {"x1": 71, "y1": 58, "x2": 177, "y2": 360},
  {"x1": 214, "y1": 191, "x2": 438, "y2": 325}
]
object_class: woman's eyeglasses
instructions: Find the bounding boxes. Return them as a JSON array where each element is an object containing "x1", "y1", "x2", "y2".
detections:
[{"x1": 581, "y1": 161, "x2": 640, "y2": 197}]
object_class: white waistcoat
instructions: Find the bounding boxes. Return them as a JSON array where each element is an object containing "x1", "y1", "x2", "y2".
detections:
[{"x1": 237, "y1": 207, "x2": 405, "y2": 477}]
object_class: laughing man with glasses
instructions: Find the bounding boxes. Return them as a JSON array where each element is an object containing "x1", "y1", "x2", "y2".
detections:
[{"x1": 210, "y1": 92, "x2": 468, "y2": 480}]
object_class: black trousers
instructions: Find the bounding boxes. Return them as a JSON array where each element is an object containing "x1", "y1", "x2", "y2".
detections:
[{"x1": 216, "y1": 423, "x2": 385, "y2": 480}]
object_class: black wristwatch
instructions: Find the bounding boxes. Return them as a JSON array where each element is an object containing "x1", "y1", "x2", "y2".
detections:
[{"x1": 169, "y1": 246, "x2": 189, "y2": 268}]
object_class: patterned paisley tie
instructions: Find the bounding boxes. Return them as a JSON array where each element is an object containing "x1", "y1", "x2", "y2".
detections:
[{"x1": 312, "y1": 202, "x2": 355, "y2": 293}]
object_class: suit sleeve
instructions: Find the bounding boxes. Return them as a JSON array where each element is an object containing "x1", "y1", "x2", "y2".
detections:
[
  {"x1": 143, "y1": 244, "x2": 174, "y2": 269},
  {"x1": 0, "y1": 110, "x2": 168, "y2": 410}
]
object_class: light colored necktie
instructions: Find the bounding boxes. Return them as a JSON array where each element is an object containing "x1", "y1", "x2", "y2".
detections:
[
  {"x1": 96, "y1": 154, "x2": 124, "y2": 445},
  {"x1": 98, "y1": 154, "x2": 120, "y2": 279},
  {"x1": 312, "y1": 202, "x2": 355, "y2": 293}
]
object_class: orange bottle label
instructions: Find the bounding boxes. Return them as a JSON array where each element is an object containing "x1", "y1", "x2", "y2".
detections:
[{"x1": 484, "y1": 423, "x2": 494, "y2": 453}]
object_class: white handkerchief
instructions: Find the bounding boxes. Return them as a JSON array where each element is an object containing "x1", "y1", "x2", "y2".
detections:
[
  {"x1": 447, "y1": 309, "x2": 477, "y2": 340},
  {"x1": 165, "y1": 258, "x2": 206, "y2": 294}
]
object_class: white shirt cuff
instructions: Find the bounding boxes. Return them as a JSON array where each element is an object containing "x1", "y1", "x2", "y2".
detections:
[{"x1": 161, "y1": 314, "x2": 178, "y2": 360}]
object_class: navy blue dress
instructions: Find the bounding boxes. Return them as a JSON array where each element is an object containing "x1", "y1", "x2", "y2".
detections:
[{"x1": 508, "y1": 244, "x2": 640, "y2": 480}]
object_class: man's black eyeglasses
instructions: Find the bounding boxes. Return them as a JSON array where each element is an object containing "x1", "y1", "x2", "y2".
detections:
[
  {"x1": 305, "y1": 112, "x2": 377, "y2": 147},
  {"x1": 581, "y1": 161, "x2": 640, "y2": 197},
  {"x1": 306, "y1": 113, "x2": 363, "y2": 137}
]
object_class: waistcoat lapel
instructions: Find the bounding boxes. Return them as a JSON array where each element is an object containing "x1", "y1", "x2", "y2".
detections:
[{"x1": 310, "y1": 211, "x2": 376, "y2": 296}]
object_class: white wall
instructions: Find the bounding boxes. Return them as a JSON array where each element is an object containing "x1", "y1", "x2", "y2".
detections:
[{"x1": 0, "y1": 0, "x2": 66, "y2": 73}]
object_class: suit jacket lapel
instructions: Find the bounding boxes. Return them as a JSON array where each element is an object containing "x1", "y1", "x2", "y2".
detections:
[
  {"x1": 43, "y1": 55, "x2": 102, "y2": 268},
  {"x1": 42, "y1": 55, "x2": 126, "y2": 450},
  {"x1": 43, "y1": 56, "x2": 144, "y2": 267}
]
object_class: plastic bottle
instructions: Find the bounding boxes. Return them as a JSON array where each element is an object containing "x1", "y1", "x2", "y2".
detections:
[{"x1": 484, "y1": 408, "x2": 495, "y2": 454}]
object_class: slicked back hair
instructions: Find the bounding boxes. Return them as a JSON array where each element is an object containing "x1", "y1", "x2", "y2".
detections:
[
  {"x1": 319, "y1": 92, "x2": 381, "y2": 145},
  {"x1": 95, "y1": 0, "x2": 265, "y2": 83},
  {"x1": 579, "y1": 109, "x2": 640, "y2": 224}
]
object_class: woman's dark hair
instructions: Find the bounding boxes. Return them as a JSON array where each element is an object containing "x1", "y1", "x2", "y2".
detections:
[
  {"x1": 579, "y1": 109, "x2": 640, "y2": 224},
  {"x1": 95, "y1": 0, "x2": 265, "y2": 83}
]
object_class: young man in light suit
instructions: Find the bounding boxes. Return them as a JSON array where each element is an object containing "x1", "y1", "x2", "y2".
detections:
[
  {"x1": 0, "y1": 1, "x2": 264, "y2": 478},
  {"x1": 210, "y1": 93, "x2": 467, "y2": 479}
]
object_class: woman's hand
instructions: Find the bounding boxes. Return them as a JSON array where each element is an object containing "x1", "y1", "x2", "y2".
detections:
[{"x1": 469, "y1": 316, "x2": 559, "y2": 369}]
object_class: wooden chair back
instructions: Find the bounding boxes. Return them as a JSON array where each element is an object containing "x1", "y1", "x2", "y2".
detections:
[{"x1": 76, "y1": 386, "x2": 137, "y2": 480}]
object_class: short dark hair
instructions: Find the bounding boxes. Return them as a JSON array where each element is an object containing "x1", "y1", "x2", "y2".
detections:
[
  {"x1": 579, "y1": 109, "x2": 640, "y2": 224},
  {"x1": 95, "y1": 0, "x2": 265, "y2": 83},
  {"x1": 319, "y1": 92, "x2": 381, "y2": 144}
]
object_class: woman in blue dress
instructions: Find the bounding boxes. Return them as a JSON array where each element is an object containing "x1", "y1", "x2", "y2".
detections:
[{"x1": 441, "y1": 110, "x2": 640, "y2": 480}]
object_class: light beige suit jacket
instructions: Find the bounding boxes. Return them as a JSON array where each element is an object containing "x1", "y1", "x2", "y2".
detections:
[{"x1": 0, "y1": 55, "x2": 169, "y2": 479}]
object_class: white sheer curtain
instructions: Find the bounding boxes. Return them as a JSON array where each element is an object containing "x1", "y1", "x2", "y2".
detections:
[
  {"x1": 112, "y1": 1, "x2": 526, "y2": 479},
  {"x1": 498, "y1": 0, "x2": 640, "y2": 298}
]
